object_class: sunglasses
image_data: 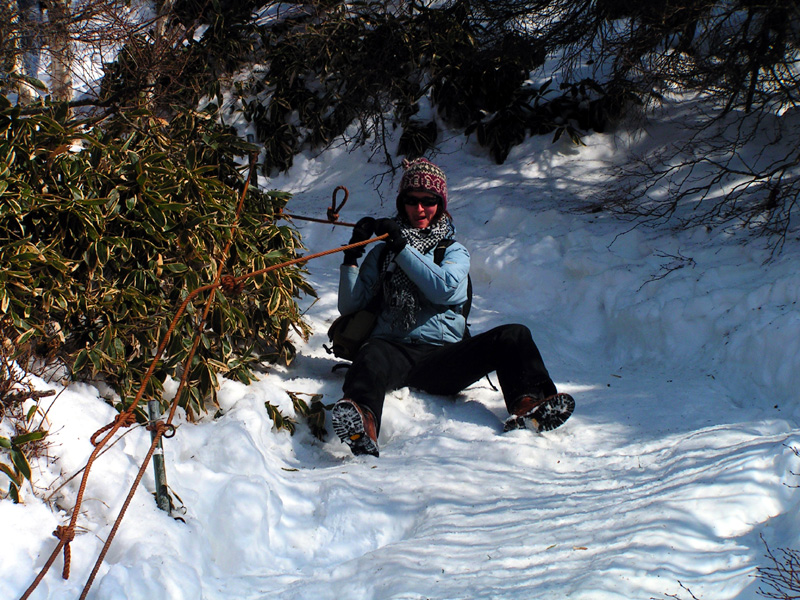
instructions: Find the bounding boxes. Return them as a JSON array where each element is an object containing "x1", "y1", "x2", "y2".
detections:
[{"x1": 402, "y1": 194, "x2": 440, "y2": 208}]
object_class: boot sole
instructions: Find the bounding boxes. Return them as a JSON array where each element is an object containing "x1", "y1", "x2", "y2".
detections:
[
  {"x1": 504, "y1": 393, "x2": 575, "y2": 433},
  {"x1": 332, "y1": 402, "x2": 380, "y2": 457}
]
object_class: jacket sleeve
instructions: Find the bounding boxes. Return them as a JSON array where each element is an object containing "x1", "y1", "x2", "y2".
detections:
[
  {"x1": 393, "y1": 242, "x2": 470, "y2": 305},
  {"x1": 338, "y1": 243, "x2": 384, "y2": 315}
]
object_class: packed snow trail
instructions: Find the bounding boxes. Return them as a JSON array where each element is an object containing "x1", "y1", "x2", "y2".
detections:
[{"x1": 3, "y1": 132, "x2": 800, "y2": 600}]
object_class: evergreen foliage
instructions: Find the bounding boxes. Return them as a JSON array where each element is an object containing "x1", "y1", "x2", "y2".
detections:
[
  {"x1": 235, "y1": 1, "x2": 620, "y2": 171},
  {"x1": 0, "y1": 96, "x2": 313, "y2": 417},
  {"x1": 0, "y1": 318, "x2": 52, "y2": 503}
]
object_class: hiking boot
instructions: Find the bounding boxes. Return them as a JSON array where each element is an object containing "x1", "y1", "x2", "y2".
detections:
[
  {"x1": 332, "y1": 399, "x2": 380, "y2": 457},
  {"x1": 503, "y1": 393, "x2": 575, "y2": 433}
]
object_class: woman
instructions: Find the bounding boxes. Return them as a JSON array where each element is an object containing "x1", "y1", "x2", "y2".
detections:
[{"x1": 332, "y1": 158, "x2": 574, "y2": 457}]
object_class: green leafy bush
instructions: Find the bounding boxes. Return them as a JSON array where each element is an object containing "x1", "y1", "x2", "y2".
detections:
[
  {"x1": 0, "y1": 428, "x2": 46, "y2": 503},
  {"x1": 0, "y1": 96, "x2": 314, "y2": 418},
  {"x1": 0, "y1": 322, "x2": 51, "y2": 503},
  {"x1": 266, "y1": 391, "x2": 330, "y2": 441}
]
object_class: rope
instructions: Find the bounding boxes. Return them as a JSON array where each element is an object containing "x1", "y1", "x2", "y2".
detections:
[
  {"x1": 20, "y1": 153, "x2": 260, "y2": 600},
  {"x1": 89, "y1": 412, "x2": 137, "y2": 446},
  {"x1": 220, "y1": 274, "x2": 245, "y2": 295},
  {"x1": 226, "y1": 234, "x2": 388, "y2": 289},
  {"x1": 18, "y1": 172, "x2": 385, "y2": 600},
  {"x1": 278, "y1": 185, "x2": 357, "y2": 227},
  {"x1": 52, "y1": 526, "x2": 75, "y2": 579},
  {"x1": 282, "y1": 213, "x2": 357, "y2": 227},
  {"x1": 327, "y1": 185, "x2": 348, "y2": 222},
  {"x1": 78, "y1": 422, "x2": 169, "y2": 600}
]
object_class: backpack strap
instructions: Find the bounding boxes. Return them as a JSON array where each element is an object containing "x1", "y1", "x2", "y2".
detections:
[{"x1": 433, "y1": 239, "x2": 453, "y2": 264}]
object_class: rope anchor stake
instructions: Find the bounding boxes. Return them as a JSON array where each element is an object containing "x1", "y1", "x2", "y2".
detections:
[{"x1": 147, "y1": 400, "x2": 171, "y2": 514}]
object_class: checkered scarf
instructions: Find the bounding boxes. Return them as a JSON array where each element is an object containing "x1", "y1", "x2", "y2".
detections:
[{"x1": 379, "y1": 215, "x2": 456, "y2": 332}]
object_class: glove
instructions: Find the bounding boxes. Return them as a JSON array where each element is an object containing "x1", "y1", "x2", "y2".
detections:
[
  {"x1": 374, "y1": 218, "x2": 406, "y2": 253},
  {"x1": 343, "y1": 216, "x2": 376, "y2": 266}
]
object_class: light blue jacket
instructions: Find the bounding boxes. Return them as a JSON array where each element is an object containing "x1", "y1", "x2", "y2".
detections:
[{"x1": 338, "y1": 240, "x2": 471, "y2": 345}]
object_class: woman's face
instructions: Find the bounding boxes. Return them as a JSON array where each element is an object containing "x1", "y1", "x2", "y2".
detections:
[{"x1": 402, "y1": 191, "x2": 440, "y2": 229}]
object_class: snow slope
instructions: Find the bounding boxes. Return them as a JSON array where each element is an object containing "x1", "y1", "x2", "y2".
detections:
[{"x1": 2, "y1": 123, "x2": 800, "y2": 600}]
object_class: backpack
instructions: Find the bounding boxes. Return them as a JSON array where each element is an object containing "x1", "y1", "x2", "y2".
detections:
[{"x1": 325, "y1": 239, "x2": 472, "y2": 361}]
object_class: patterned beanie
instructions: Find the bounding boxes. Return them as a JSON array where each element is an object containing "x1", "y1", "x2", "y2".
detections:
[{"x1": 398, "y1": 157, "x2": 448, "y2": 210}]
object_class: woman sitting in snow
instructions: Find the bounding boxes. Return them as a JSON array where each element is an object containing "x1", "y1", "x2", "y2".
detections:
[{"x1": 332, "y1": 157, "x2": 574, "y2": 457}]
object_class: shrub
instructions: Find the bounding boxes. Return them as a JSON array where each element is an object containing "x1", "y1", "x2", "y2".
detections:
[
  {"x1": 0, "y1": 319, "x2": 52, "y2": 503},
  {"x1": 0, "y1": 96, "x2": 314, "y2": 418},
  {"x1": 266, "y1": 391, "x2": 329, "y2": 441}
]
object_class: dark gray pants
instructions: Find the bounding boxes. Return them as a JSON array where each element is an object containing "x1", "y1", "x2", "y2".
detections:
[{"x1": 342, "y1": 324, "x2": 557, "y2": 433}]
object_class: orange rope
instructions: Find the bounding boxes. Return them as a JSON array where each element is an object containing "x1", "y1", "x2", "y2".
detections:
[
  {"x1": 52, "y1": 526, "x2": 74, "y2": 579},
  {"x1": 281, "y1": 213, "x2": 357, "y2": 227},
  {"x1": 229, "y1": 234, "x2": 388, "y2": 287},
  {"x1": 18, "y1": 172, "x2": 385, "y2": 600},
  {"x1": 278, "y1": 185, "x2": 357, "y2": 227},
  {"x1": 89, "y1": 412, "x2": 137, "y2": 446},
  {"x1": 78, "y1": 422, "x2": 169, "y2": 600},
  {"x1": 80, "y1": 153, "x2": 261, "y2": 595},
  {"x1": 20, "y1": 153, "x2": 259, "y2": 600},
  {"x1": 327, "y1": 185, "x2": 349, "y2": 222},
  {"x1": 76, "y1": 231, "x2": 388, "y2": 597}
]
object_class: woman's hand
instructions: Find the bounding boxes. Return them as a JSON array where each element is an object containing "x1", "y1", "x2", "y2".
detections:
[
  {"x1": 343, "y1": 217, "x2": 376, "y2": 266},
  {"x1": 374, "y1": 218, "x2": 406, "y2": 253}
]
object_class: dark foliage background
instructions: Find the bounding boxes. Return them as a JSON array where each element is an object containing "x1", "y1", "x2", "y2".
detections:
[{"x1": 234, "y1": 1, "x2": 624, "y2": 171}]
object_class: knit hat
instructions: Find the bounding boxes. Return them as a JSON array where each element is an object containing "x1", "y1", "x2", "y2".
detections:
[{"x1": 398, "y1": 157, "x2": 448, "y2": 210}]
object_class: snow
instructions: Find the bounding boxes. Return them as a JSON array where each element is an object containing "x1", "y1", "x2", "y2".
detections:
[{"x1": 3, "y1": 121, "x2": 800, "y2": 600}]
